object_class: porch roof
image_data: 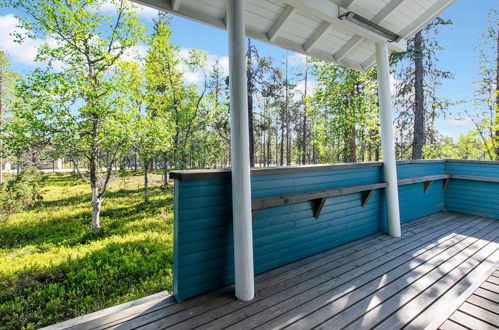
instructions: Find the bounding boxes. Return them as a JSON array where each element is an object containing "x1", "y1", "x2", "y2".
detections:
[{"x1": 131, "y1": 0, "x2": 455, "y2": 71}]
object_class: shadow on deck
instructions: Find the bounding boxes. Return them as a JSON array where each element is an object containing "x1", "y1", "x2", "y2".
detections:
[{"x1": 45, "y1": 211, "x2": 499, "y2": 330}]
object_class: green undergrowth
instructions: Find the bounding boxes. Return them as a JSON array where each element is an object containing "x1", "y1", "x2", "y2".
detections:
[{"x1": 0, "y1": 172, "x2": 174, "y2": 329}]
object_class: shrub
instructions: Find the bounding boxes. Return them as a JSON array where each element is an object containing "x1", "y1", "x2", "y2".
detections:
[{"x1": 0, "y1": 167, "x2": 46, "y2": 219}]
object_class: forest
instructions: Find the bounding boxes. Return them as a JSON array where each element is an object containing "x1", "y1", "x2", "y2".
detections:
[
  {"x1": 0, "y1": 0, "x2": 497, "y2": 328},
  {"x1": 0, "y1": 1, "x2": 497, "y2": 231}
]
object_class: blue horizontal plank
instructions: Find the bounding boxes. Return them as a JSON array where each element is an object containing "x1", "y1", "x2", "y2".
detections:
[
  {"x1": 396, "y1": 163, "x2": 446, "y2": 179},
  {"x1": 177, "y1": 206, "x2": 380, "y2": 258},
  {"x1": 177, "y1": 221, "x2": 379, "y2": 291},
  {"x1": 177, "y1": 208, "x2": 380, "y2": 266},
  {"x1": 174, "y1": 160, "x2": 499, "y2": 301},
  {"x1": 446, "y1": 163, "x2": 499, "y2": 177}
]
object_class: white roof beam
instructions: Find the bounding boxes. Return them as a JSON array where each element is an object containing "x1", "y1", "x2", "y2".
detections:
[
  {"x1": 171, "y1": 0, "x2": 182, "y2": 11},
  {"x1": 302, "y1": 0, "x2": 354, "y2": 53},
  {"x1": 273, "y1": 0, "x2": 407, "y2": 52},
  {"x1": 268, "y1": 5, "x2": 295, "y2": 42},
  {"x1": 303, "y1": 22, "x2": 330, "y2": 52},
  {"x1": 399, "y1": 0, "x2": 455, "y2": 37},
  {"x1": 335, "y1": 35, "x2": 363, "y2": 61},
  {"x1": 334, "y1": 0, "x2": 404, "y2": 62},
  {"x1": 371, "y1": 0, "x2": 405, "y2": 23},
  {"x1": 362, "y1": 0, "x2": 456, "y2": 70},
  {"x1": 361, "y1": 54, "x2": 376, "y2": 70},
  {"x1": 338, "y1": 0, "x2": 354, "y2": 8}
]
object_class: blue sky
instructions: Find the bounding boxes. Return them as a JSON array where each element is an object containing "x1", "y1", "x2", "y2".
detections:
[{"x1": 0, "y1": 0, "x2": 497, "y2": 140}]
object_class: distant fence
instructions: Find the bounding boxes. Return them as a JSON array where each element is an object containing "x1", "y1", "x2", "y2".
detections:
[{"x1": 170, "y1": 159, "x2": 499, "y2": 301}]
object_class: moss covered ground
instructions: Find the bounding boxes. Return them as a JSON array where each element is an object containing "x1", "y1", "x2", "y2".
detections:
[{"x1": 0, "y1": 172, "x2": 173, "y2": 329}]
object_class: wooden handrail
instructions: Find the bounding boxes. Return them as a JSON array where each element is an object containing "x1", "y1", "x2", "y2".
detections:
[
  {"x1": 397, "y1": 174, "x2": 450, "y2": 186},
  {"x1": 250, "y1": 174, "x2": 498, "y2": 219},
  {"x1": 251, "y1": 182, "x2": 387, "y2": 219},
  {"x1": 252, "y1": 182, "x2": 387, "y2": 211},
  {"x1": 450, "y1": 175, "x2": 499, "y2": 183}
]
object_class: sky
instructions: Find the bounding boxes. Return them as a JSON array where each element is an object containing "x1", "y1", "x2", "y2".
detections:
[{"x1": 0, "y1": 0, "x2": 497, "y2": 140}]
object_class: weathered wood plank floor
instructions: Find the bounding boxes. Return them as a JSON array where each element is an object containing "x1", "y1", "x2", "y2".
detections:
[
  {"x1": 439, "y1": 268, "x2": 499, "y2": 330},
  {"x1": 46, "y1": 211, "x2": 499, "y2": 330}
]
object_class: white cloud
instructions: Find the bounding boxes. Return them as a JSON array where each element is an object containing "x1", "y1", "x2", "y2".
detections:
[
  {"x1": 293, "y1": 79, "x2": 318, "y2": 102},
  {"x1": 183, "y1": 71, "x2": 203, "y2": 84},
  {"x1": 122, "y1": 44, "x2": 150, "y2": 62},
  {"x1": 435, "y1": 118, "x2": 475, "y2": 139},
  {"x1": 288, "y1": 53, "x2": 307, "y2": 66},
  {"x1": 0, "y1": 14, "x2": 44, "y2": 65},
  {"x1": 100, "y1": 1, "x2": 159, "y2": 19},
  {"x1": 179, "y1": 48, "x2": 230, "y2": 85},
  {"x1": 207, "y1": 54, "x2": 229, "y2": 76},
  {"x1": 439, "y1": 118, "x2": 474, "y2": 128}
]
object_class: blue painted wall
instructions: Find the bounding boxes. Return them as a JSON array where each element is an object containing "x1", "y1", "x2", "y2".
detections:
[
  {"x1": 173, "y1": 161, "x2": 457, "y2": 300},
  {"x1": 397, "y1": 161, "x2": 446, "y2": 224},
  {"x1": 445, "y1": 161, "x2": 499, "y2": 219}
]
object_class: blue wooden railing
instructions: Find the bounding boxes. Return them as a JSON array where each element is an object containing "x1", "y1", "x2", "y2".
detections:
[{"x1": 170, "y1": 159, "x2": 499, "y2": 301}]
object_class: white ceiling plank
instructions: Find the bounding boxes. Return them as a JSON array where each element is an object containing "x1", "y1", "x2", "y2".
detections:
[
  {"x1": 301, "y1": 0, "x2": 353, "y2": 53},
  {"x1": 272, "y1": 0, "x2": 407, "y2": 52},
  {"x1": 362, "y1": 0, "x2": 456, "y2": 71},
  {"x1": 338, "y1": 0, "x2": 354, "y2": 8},
  {"x1": 334, "y1": 35, "x2": 363, "y2": 61},
  {"x1": 303, "y1": 22, "x2": 331, "y2": 51},
  {"x1": 371, "y1": 0, "x2": 405, "y2": 24},
  {"x1": 333, "y1": 0, "x2": 405, "y2": 62},
  {"x1": 131, "y1": 0, "x2": 455, "y2": 71},
  {"x1": 267, "y1": 5, "x2": 295, "y2": 42},
  {"x1": 171, "y1": 0, "x2": 182, "y2": 11},
  {"x1": 399, "y1": 0, "x2": 455, "y2": 37},
  {"x1": 361, "y1": 53, "x2": 376, "y2": 70}
]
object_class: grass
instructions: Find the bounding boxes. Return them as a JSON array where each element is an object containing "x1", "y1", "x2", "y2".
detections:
[{"x1": 0, "y1": 172, "x2": 174, "y2": 329}]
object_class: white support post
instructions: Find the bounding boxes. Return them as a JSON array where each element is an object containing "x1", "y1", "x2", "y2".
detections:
[
  {"x1": 227, "y1": 0, "x2": 255, "y2": 301},
  {"x1": 375, "y1": 42, "x2": 401, "y2": 238}
]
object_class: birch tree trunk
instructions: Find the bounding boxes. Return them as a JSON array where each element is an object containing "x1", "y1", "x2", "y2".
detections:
[
  {"x1": 90, "y1": 155, "x2": 101, "y2": 230},
  {"x1": 144, "y1": 158, "x2": 149, "y2": 203},
  {"x1": 163, "y1": 153, "x2": 169, "y2": 186}
]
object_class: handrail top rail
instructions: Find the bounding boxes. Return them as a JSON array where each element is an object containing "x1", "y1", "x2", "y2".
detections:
[
  {"x1": 171, "y1": 159, "x2": 450, "y2": 181},
  {"x1": 170, "y1": 159, "x2": 499, "y2": 181},
  {"x1": 398, "y1": 174, "x2": 450, "y2": 186},
  {"x1": 252, "y1": 174, "x2": 499, "y2": 212},
  {"x1": 451, "y1": 175, "x2": 499, "y2": 183},
  {"x1": 252, "y1": 182, "x2": 388, "y2": 210}
]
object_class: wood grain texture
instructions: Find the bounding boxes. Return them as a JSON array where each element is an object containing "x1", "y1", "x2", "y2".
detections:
[
  {"x1": 445, "y1": 162, "x2": 499, "y2": 219},
  {"x1": 47, "y1": 212, "x2": 499, "y2": 330},
  {"x1": 251, "y1": 182, "x2": 387, "y2": 210},
  {"x1": 172, "y1": 160, "x2": 498, "y2": 300}
]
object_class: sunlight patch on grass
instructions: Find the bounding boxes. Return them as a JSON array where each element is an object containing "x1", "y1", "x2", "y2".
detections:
[{"x1": 0, "y1": 172, "x2": 174, "y2": 329}]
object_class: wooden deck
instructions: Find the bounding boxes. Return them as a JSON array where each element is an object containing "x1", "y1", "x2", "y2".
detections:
[
  {"x1": 46, "y1": 211, "x2": 499, "y2": 330},
  {"x1": 439, "y1": 268, "x2": 499, "y2": 329}
]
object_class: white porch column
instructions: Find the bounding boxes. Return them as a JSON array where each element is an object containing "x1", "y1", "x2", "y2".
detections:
[
  {"x1": 227, "y1": 0, "x2": 255, "y2": 301},
  {"x1": 375, "y1": 42, "x2": 401, "y2": 238}
]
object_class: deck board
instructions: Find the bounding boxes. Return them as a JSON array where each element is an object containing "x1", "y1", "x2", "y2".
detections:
[
  {"x1": 169, "y1": 213, "x2": 467, "y2": 329},
  {"x1": 251, "y1": 217, "x2": 494, "y2": 330},
  {"x1": 45, "y1": 212, "x2": 499, "y2": 330},
  {"x1": 439, "y1": 267, "x2": 499, "y2": 330},
  {"x1": 298, "y1": 219, "x2": 499, "y2": 330}
]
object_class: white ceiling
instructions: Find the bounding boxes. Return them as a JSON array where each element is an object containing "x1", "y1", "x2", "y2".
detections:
[{"x1": 131, "y1": 0, "x2": 456, "y2": 71}]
